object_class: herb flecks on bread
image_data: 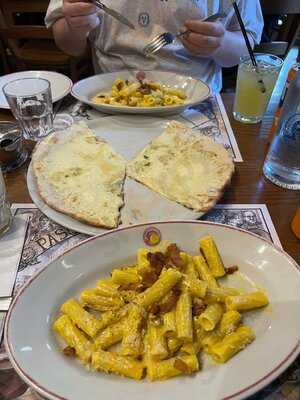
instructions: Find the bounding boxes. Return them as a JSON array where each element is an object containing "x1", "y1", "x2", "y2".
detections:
[
  {"x1": 32, "y1": 122, "x2": 126, "y2": 228},
  {"x1": 127, "y1": 121, "x2": 234, "y2": 211}
]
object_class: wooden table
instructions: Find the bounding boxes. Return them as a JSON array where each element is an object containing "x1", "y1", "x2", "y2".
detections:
[{"x1": 1, "y1": 93, "x2": 299, "y2": 265}]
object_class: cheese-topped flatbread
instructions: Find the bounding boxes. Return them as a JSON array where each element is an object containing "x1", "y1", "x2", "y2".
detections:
[
  {"x1": 127, "y1": 121, "x2": 234, "y2": 211},
  {"x1": 32, "y1": 122, "x2": 126, "y2": 228}
]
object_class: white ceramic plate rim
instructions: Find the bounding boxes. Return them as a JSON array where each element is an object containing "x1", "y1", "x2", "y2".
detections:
[
  {"x1": 0, "y1": 71, "x2": 73, "y2": 109},
  {"x1": 4, "y1": 220, "x2": 300, "y2": 400},
  {"x1": 71, "y1": 70, "x2": 211, "y2": 113}
]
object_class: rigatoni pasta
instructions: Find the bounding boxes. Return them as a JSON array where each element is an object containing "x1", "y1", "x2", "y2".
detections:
[
  {"x1": 60, "y1": 299, "x2": 102, "y2": 338},
  {"x1": 94, "y1": 319, "x2": 125, "y2": 350},
  {"x1": 53, "y1": 315, "x2": 94, "y2": 364},
  {"x1": 225, "y1": 291, "x2": 269, "y2": 311},
  {"x1": 176, "y1": 290, "x2": 193, "y2": 342},
  {"x1": 193, "y1": 255, "x2": 218, "y2": 289},
  {"x1": 53, "y1": 235, "x2": 269, "y2": 381},
  {"x1": 197, "y1": 304, "x2": 223, "y2": 332},
  {"x1": 80, "y1": 289, "x2": 124, "y2": 312},
  {"x1": 219, "y1": 310, "x2": 242, "y2": 335},
  {"x1": 121, "y1": 305, "x2": 145, "y2": 357},
  {"x1": 91, "y1": 77, "x2": 187, "y2": 108},
  {"x1": 92, "y1": 349, "x2": 144, "y2": 380},
  {"x1": 210, "y1": 326, "x2": 255, "y2": 363},
  {"x1": 148, "y1": 323, "x2": 169, "y2": 360},
  {"x1": 199, "y1": 235, "x2": 226, "y2": 278}
]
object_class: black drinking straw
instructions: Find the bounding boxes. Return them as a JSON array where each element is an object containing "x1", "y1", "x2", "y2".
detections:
[{"x1": 232, "y1": 1, "x2": 266, "y2": 93}]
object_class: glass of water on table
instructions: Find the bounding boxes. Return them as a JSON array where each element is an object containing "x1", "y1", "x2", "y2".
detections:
[
  {"x1": 233, "y1": 54, "x2": 283, "y2": 124},
  {"x1": 3, "y1": 78, "x2": 53, "y2": 141}
]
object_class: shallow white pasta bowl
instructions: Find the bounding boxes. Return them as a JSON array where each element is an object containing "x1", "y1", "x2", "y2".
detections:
[
  {"x1": 71, "y1": 70, "x2": 211, "y2": 115},
  {"x1": 4, "y1": 221, "x2": 300, "y2": 400}
]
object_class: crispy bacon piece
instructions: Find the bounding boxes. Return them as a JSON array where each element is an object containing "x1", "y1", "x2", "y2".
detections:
[
  {"x1": 225, "y1": 266, "x2": 239, "y2": 275},
  {"x1": 173, "y1": 285, "x2": 181, "y2": 297},
  {"x1": 174, "y1": 358, "x2": 190, "y2": 374},
  {"x1": 159, "y1": 289, "x2": 181, "y2": 314},
  {"x1": 192, "y1": 302, "x2": 206, "y2": 316},
  {"x1": 147, "y1": 251, "x2": 167, "y2": 275},
  {"x1": 63, "y1": 346, "x2": 76, "y2": 357},
  {"x1": 166, "y1": 244, "x2": 185, "y2": 270},
  {"x1": 139, "y1": 268, "x2": 158, "y2": 288},
  {"x1": 149, "y1": 303, "x2": 160, "y2": 315},
  {"x1": 139, "y1": 83, "x2": 151, "y2": 95}
]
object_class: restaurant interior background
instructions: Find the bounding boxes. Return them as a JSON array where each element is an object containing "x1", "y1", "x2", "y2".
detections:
[{"x1": 0, "y1": 0, "x2": 299, "y2": 86}]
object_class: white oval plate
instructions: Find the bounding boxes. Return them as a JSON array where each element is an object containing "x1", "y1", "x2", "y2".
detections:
[
  {"x1": 5, "y1": 221, "x2": 300, "y2": 400},
  {"x1": 0, "y1": 71, "x2": 73, "y2": 109},
  {"x1": 71, "y1": 70, "x2": 210, "y2": 115},
  {"x1": 27, "y1": 116, "x2": 202, "y2": 236}
]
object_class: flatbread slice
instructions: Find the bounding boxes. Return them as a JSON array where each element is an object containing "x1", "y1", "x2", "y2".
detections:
[
  {"x1": 32, "y1": 122, "x2": 126, "y2": 228},
  {"x1": 127, "y1": 121, "x2": 234, "y2": 212}
]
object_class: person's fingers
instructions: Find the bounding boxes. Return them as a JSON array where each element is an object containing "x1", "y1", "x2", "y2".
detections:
[
  {"x1": 184, "y1": 20, "x2": 224, "y2": 37},
  {"x1": 66, "y1": 14, "x2": 99, "y2": 29},
  {"x1": 181, "y1": 37, "x2": 215, "y2": 57},
  {"x1": 63, "y1": 1, "x2": 97, "y2": 17},
  {"x1": 185, "y1": 32, "x2": 220, "y2": 49},
  {"x1": 181, "y1": 37, "x2": 202, "y2": 55},
  {"x1": 66, "y1": 0, "x2": 92, "y2": 3}
]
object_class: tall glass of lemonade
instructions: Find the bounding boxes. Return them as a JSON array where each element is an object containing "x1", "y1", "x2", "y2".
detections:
[{"x1": 233, "y1": 54, "x2": 282, "y2": 124}]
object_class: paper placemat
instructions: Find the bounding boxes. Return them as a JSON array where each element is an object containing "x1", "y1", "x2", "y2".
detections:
[
  {"x1": 0, "y1": 215, "x2": 28, "y2": 298},
  {"x1": 61, "y1": 95, "x2": 242, "y2": 162},
  {"x1": 1, "y1": 203, "x2": 299, "y2": 400}
]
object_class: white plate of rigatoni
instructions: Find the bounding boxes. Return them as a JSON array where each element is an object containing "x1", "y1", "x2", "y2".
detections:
[
  {"x1": 4, "y1": 221, "x2": 300, "y2": 400},
  {"x1": 71, "y1": 70, "x2": 211, "y2": 115}
]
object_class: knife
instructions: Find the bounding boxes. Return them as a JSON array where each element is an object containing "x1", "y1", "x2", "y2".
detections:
[{"x1": 90, "y1": 0, "x2": 135, "y2": 30}]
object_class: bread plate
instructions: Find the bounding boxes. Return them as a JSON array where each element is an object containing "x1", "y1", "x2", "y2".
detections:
[
  {"x1": 0, "y1": 71, "x2": 72, "y2": 109},
  {"x1": 5, "y1": 221, "x2": 300, "y2": 400},
  {"x1": 27, "y1": 115, "x2": 229, "y2": 235}
]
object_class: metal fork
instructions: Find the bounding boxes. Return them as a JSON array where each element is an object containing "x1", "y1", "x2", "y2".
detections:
[{"x1": 143, "y1": 13, "x2": 226, "y2": 55}]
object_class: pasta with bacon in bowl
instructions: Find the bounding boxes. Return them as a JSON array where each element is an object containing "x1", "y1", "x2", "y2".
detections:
[
  {"x1": 53, "y1": 235, "x2": 269, "y2": 381},
  {"x1": 91, "y1": 76, "x2": 187, "y2": 108}
]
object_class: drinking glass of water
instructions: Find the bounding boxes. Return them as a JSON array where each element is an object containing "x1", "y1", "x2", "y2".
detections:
[
  {"x1": 3, "y1": 78, "x2": 53, "y2": 141},
  {"x1": 0, "y1": 169, "x2": 12, "y2": 236},
  {"x1": 263, "y1": 65, "x2": 300, "y2": 190}
]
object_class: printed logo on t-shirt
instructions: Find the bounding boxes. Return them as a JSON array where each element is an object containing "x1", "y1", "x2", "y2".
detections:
[{"x1": 138, "y1": 12, "x2": 150, "y2": 27}]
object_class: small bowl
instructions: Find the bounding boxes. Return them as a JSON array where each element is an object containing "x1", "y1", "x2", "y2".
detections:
[{"x1": 0, "y1": 121, "x2": 28, "y2": 172}]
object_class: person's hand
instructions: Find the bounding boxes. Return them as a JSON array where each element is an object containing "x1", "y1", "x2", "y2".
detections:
[
  {"x1": 181, "y1": 20, "x2": 226, "y2": 58},
  {"x1": 62, "y1": 0, "x2": 99, "y2": 35}
]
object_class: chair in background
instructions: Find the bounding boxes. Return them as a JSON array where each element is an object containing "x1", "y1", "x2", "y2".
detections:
[
  {"x1": 0, "y1": 37, "x2": 10, "y2": 74},
  {"x1": 255, "y1": 0, "x2": 300, "y2": 57},
  {"x1": 0, "y1": 0, "x2": 92, "y2": 81},
  {"x1": 222, "y1": 0, "x2": 300, "y2": 92}
]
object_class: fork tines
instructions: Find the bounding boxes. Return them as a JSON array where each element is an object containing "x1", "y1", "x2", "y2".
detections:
[{"x1": 144, "y1": 35, "x2": 168, "y2": 55}]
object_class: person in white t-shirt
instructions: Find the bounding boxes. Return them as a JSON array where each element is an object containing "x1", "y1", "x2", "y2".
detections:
[{"x1": 45, "y1": 0, "x2": 264, "y2": 92}]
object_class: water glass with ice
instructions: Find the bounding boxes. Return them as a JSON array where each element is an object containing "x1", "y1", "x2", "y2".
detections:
[{"x1": 3, "y1": 78, "x2": 53, "y2": 141}]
